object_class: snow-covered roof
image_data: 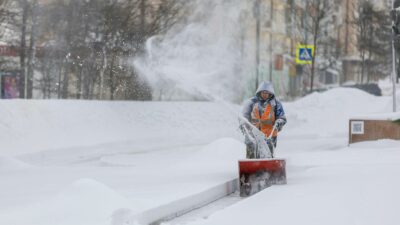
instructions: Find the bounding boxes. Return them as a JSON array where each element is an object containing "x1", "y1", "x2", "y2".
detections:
[{"x1": 351, "y1": 112, "x2": 400, "y2": 121}]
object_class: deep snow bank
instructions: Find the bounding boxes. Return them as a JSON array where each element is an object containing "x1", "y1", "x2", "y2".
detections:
[
  {"x1": 0, "y1": 100, "x2": 240, "y2": 156},
  {"x1": 1, "y1": 87, "x2": 396, "y2": 156},
  {"x1": 283, "y1": 88, "x2": 394, "y2": 138}
]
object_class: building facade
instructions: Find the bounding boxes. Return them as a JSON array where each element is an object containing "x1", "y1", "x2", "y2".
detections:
[{"x1": 242, "y1": 0, "x2": 391, "y2": 98}]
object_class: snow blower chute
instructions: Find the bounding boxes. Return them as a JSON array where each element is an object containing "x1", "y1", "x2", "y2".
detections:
[{"x1": 238, "y1": 117, "x2": 286, "y2": 197}]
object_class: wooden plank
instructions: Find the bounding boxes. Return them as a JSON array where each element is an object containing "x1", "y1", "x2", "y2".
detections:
[{"x1": 349, "y1": 120, "x2": 400, "y2": 144}]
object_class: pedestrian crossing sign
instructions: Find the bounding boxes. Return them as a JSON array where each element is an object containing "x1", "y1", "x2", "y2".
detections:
[{"x1": 296, "y1": 45, "x2": 314, "y2": 65}]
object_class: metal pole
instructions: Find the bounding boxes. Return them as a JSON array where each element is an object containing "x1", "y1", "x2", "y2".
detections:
[
  {"x1": 304, "y1": 0, "x2": 308, "y2": 45},
  {"x1": 254, "y1": 0, "x2": 260, "y2": 90},
  {"x1": 269, "y1": 0, "x2": 274, "y2": 82},
  {"x1": 392, "y1": 0, "x2": 398, "y2": 112},
  {"x1": 24, "y1": 67, "x2": 27, "y2": 99}
]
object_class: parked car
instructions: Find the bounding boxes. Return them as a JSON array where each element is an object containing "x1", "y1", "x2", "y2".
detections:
[{"x1": 343, "y1": 83, "x2": 382, "y2": 96}]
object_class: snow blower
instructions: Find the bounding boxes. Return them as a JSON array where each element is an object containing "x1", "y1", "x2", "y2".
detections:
[{"x1": 238, "y1": 117, "x2": 286, "y2": 197}]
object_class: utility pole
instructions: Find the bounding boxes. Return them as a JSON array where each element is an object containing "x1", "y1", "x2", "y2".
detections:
[
  {"x1": 392, "y1": 0, "x2": 398, "y2": 112},
  {"x1": 254, "y1": 0, "x2": 261, "y2": 90},
  {"x1": 304, "y1": 0, "x2": 308, "y2": 45},
  {"x1": 302, "y1": 0, "x2": 310, "y2": 93},
  {"x1": 289, "y1": 0, "x2": 295, "y2": 97},
  {"x1": 269, "y1": 0, "x2": 274, "y2": 82}
]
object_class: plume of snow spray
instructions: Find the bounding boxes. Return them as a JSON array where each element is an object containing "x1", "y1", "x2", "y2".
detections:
[{"x1": 134, "y1": 0, "x2": 253, "y2": 103}]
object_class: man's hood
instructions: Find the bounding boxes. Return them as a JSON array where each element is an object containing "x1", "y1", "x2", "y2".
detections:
[{"x1": 256, "y1": 81, "x2": 275, "y2": 96}]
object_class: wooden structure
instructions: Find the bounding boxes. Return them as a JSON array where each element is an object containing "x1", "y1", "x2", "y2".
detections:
[{"x1": 349, "y1": 119, "x2": 400, "y2": 144}]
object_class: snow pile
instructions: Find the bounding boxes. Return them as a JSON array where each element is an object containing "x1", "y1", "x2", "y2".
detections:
[
  {"x1": 378, "y1": 77, "x2": 400, "y2": 96},
  {"x1": 0, "y1": 156, "x2": 32, "y2": 171},
  {"x1": 350, "y1": 139, "x2": 400, "y2": 149},
  {"x1": 172, "y1": 138, "x2": 244, "y2": 174},
  {"x1": 351, "y1": 111, "x2": 400, "y2": 120},
  {"x1": 0, "y1": 98, "x2": 245, "y2": 225},
  {"x1": 0, "y1": 100, "x2": 240, "y2": 156},
  {"x1": 0, "y1": 178, "x2": 131, "y2": 225},
  {"x1": 283, "y1": 88, "x2": 393, "y2": 138},
  {"x1": 171, "y1": 88, "x2": 400, "y2": 225},
  {"x1": 1, "y1": 87, "x2": 400, "y2": 225}
]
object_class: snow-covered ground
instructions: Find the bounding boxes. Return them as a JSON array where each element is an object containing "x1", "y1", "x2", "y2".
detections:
[
  {"x1": 1, "y1": 87, "x2": 400, "y2": 225},
  {"x1": 0, "y1": 100, "x2": 242, "y2": 225}
]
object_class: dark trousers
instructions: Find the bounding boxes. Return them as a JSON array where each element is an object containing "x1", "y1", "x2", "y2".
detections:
[{"x1": 246, "y1": 137, "x2": 277, "y2": 159}]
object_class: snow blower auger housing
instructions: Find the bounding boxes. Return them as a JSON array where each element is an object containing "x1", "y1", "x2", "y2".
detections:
[
  {"x1": 239, "y1": 158, "x2": 286, "y2": 197},
  {"x1": 238, "y1": 117, "x2": 287, "y2": 197}
]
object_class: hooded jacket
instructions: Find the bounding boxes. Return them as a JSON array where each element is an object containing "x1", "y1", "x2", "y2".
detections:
[{"x1": 242, "y1": 82, "x2": 287, "y2": 137}]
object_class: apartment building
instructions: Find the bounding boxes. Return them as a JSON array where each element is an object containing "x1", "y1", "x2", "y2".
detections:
[
  {"x1": 243, "y1": 0, "x2": 392, "y2": 97},
  {"x1": 240, "y1": 0, "x2": 293, "y2": 98}
]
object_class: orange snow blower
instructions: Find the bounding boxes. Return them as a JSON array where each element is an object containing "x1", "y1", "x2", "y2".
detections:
[{"x1": 238, "y1": 117, "x2": 287, "y2": 197}]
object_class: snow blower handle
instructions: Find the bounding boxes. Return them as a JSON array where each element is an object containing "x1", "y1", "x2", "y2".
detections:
[
  {"x1": 267, "y1": 123, "x2": 278, "y2": 140},
  {"x1": 266, "y1": 123, "x2": 278, "y2": 158}
]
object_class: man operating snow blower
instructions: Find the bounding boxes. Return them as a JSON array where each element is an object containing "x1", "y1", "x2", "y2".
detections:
[
  {"x1": 238, "y1": 81, "x2": 287, "y2": 196},
  {"x1": 241, "y1": 81, "x2": 287, "y2": 159}
]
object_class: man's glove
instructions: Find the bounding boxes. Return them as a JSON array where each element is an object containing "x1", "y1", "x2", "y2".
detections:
[{"x1": 274, "y1": 118, "x2": 286, "y2": 131}]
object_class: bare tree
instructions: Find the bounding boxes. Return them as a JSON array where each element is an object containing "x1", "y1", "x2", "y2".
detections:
[
  {"x1": 25, "y1": 0, "x2": 38, "y2": 98},
  {"x1": 99, "y1": 0, "x2": 186, "y2": 100},
  {"x1": 288, "y1": 0, "x2": 335, "y2": 93},
  {"x1": 307, "y1": 0, "x2": 331, "y2": 92},
  {"x1": 18, "y1": 0, "x2": 28, "y2": 98},
  {"x1": 356, "y1": 0, "x2": 391, "y2": 83},
  {"x1": 0, "y1": 0, "x2": 15, "y2": 71},
  {"x1": 0, "y1": 0, "x2": 13, "y2": 33},
  {"x1": 2, "y1": 0, "x2": 186, "y2": 100},
  {"x1": 3, "y1": 0, "x2": 39, "y2": 98}
]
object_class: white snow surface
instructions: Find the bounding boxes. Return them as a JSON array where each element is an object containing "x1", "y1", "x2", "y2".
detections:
[
  {"x1": 351, "y1": 111, "x2": 400, "y2": 121},
  {"x1": 1, "y1": 87, "x2": 400, "y2": 225}
]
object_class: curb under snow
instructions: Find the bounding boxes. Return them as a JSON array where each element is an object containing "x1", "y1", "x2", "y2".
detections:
[{"x1": 114, "y1": 178, "x2": 238, "y2": 225}]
